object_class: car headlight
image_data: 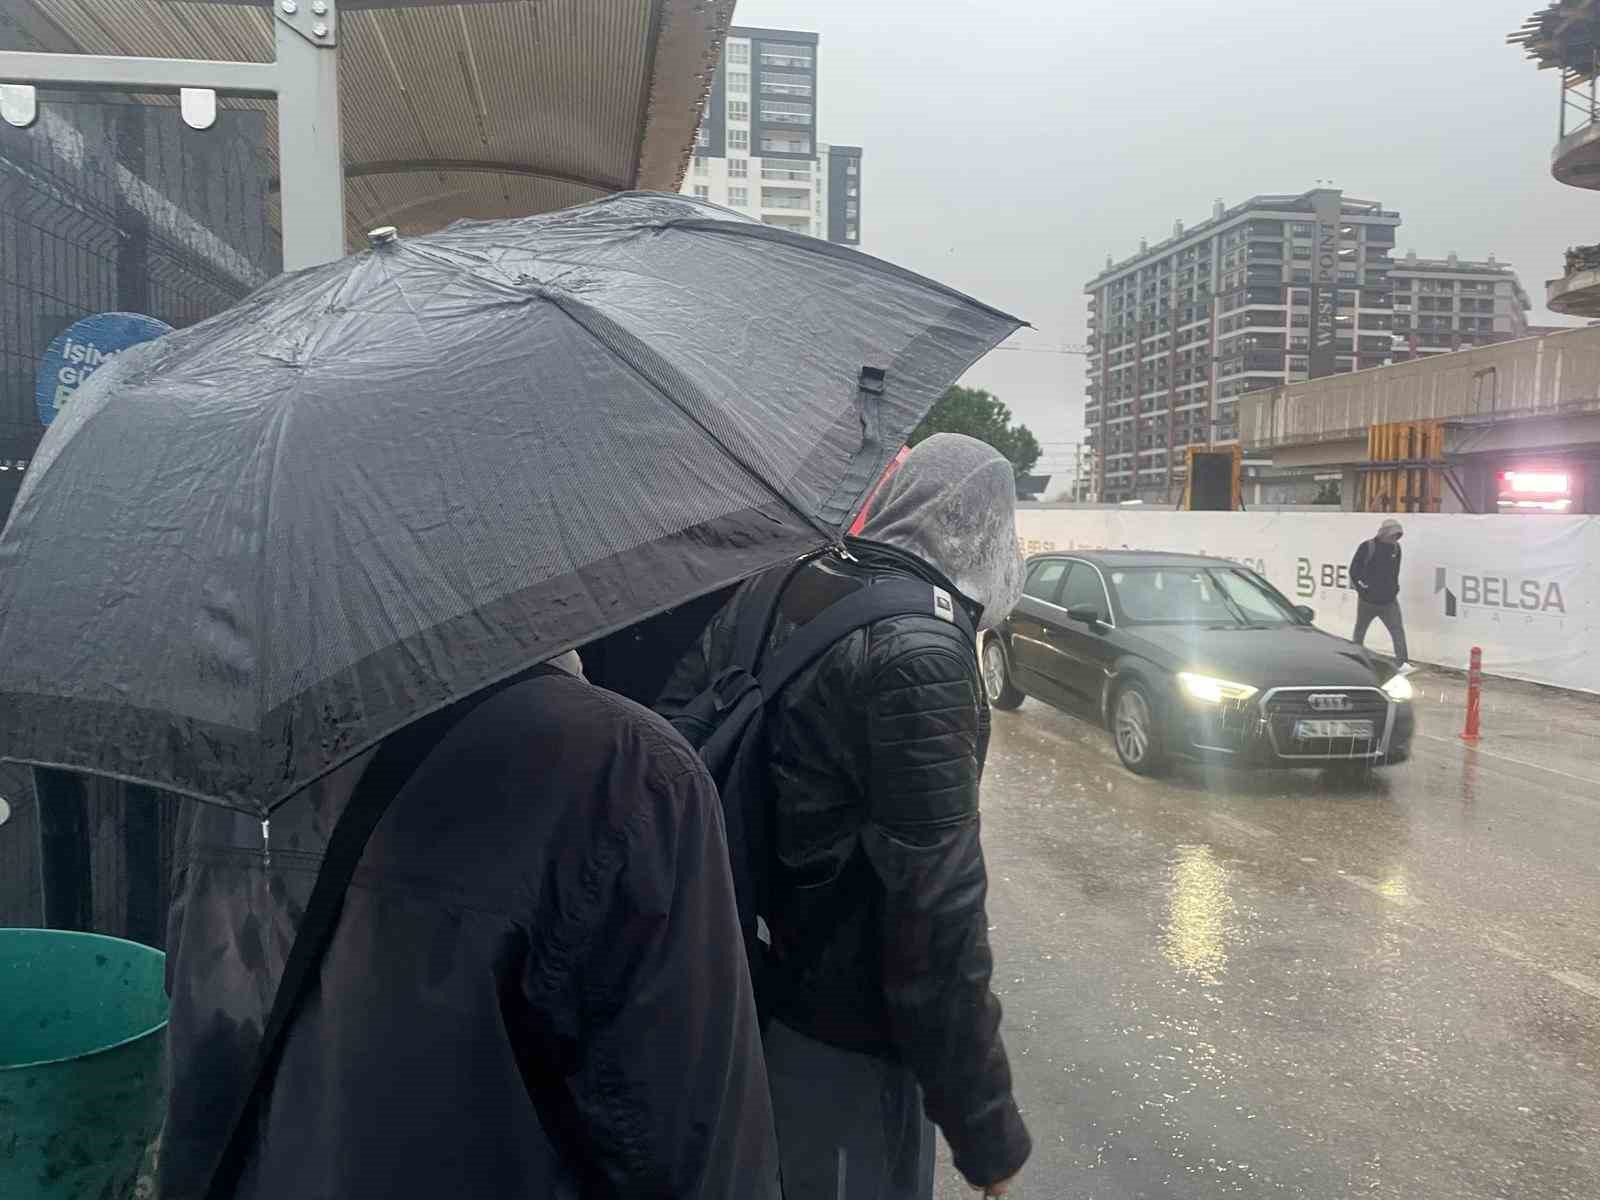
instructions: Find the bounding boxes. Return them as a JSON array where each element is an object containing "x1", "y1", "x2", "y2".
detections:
[
  {"x1": 1381, "y1": 672, "x2": 1415, "y2": 702},
  {"x1": 1178, "y1": 672, "x2": 1259, "y2": 703}
]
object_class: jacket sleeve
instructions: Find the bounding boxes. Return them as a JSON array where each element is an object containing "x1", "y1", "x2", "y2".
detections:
[
  {"x1": 563, "y1": 755, "x2": 780, "y2": 1199},
  {"x1": 1350, "y1": 541, "x2": 1370, "y2": 592},
  {"x1": 858, "y1": 635, "x2": 1031, "y2": 1188}
]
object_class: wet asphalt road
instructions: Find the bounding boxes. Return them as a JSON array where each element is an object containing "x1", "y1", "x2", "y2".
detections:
[{"x1": 936, "y1": 671, "x2": 1600, "y2": 1199}]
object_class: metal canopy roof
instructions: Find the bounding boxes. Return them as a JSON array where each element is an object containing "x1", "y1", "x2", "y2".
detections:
[{"x1": 6, "y1": 0, "x2": 732, "y2": 246}]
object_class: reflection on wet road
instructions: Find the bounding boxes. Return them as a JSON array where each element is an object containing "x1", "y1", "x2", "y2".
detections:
[{"x1": 936, "y1": 674, "x2": 1600, "y2": 1199}]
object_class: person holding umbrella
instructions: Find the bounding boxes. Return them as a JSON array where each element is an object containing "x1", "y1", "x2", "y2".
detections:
[
  {"x1": 160, "y1": 649, "x2": 779, "y2": 1198},
  {"x1": 0, "y1": 194, "x2": 1024, "y2": 1198},
  {"x1": 660, "y1": 434, "x2": 1033, "y2": 1200}
]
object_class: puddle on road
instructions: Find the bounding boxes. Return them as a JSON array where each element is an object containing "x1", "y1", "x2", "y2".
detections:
[{"x1": 1161, "y1": 844, "x2": 1239, "y2": 985}]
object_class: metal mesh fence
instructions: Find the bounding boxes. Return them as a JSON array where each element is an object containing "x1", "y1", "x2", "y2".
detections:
[{"x1": 0, "y1": 96, "x2": 280, "y2": 481}]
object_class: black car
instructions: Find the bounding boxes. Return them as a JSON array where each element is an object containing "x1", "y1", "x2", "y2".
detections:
[{"x1": 983, "y1": 550, "x2": 1416, "y2": 774}]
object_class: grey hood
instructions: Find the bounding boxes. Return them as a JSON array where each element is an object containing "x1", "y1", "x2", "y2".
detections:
[{"x1": 859, "y1": 433, "x2": 1025, "y2": 631}]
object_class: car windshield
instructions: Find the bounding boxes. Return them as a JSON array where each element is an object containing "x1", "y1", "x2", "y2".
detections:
[{"x1": 1108, "y1": 565, "x2": 1300, "y2": 627}]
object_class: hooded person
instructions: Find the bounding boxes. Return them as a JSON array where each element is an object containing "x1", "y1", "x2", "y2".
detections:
[
  {"x1": 659, "y1": 433, "x2": 1032, "y2": 1200},
  {"x1": 158, "y1": 650, "x2": 780, "y2": 1200},
  {"x1": 1349, "y1": 518, "x2": 1409, "y2": 667}
]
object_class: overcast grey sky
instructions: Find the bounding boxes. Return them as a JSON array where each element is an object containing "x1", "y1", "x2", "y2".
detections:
[{"x1": 734, "y1": 0, "x2": 1591, "y2": 490}]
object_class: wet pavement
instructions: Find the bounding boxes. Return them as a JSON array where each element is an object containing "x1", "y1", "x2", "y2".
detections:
[{"x1": 937, "y1": 669, "x2": 1600, "y2": 1199}]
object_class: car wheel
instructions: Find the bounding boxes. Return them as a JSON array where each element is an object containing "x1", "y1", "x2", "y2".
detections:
[
  {"x1": 982, "y1": 637, "x2": 1026, "y2": 710},
  {"x1": 1112, "y1": 680, "x2": 1167, "y2": 775}
]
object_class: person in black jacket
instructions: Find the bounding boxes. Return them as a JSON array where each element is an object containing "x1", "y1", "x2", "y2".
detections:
[
  {"x1": 159, "y1": 652, "x2": 779, "y2": 1200},
  {"x1": 1350, "y1": 518, "x2": 1408, "y2": 666},
  {"x1": 659, "y1": 434, "x2": 1032, "y2": 1199}
]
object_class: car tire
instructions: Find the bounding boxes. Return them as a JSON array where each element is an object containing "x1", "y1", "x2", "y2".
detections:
[
  {"x1": 1111, "y1": 680, "x2": 1168, "y2": 775},
  {"x1": 982, "y1": 636, "x2": 1026, "y2": 711}
]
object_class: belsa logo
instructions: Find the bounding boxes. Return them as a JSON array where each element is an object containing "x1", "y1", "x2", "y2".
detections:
[{"x1": 1435, "y1": 567, "x2": 1567, "y2": 618}]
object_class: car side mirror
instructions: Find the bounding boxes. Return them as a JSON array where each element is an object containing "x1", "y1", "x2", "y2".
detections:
[
  {"x1": 1067, "y1": 604, "x2": 1104, "y2": 627},
  {"x1": 1294, "y1": 604, "x2": 1316, "y2": 623}
]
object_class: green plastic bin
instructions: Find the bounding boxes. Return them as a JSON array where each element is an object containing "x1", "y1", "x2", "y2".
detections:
[{"x1": 0, "y1": 928, "x2": 168, "y2": 1200}]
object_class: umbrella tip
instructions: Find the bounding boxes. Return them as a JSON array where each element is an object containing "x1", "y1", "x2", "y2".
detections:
[{"x1": 367, "y1": 225, "x2": 399, "y2": 248}]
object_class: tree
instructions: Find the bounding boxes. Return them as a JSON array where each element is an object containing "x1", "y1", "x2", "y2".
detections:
[{"x1": 907, "y1": 385, "x2": 1041, "y2": 479}]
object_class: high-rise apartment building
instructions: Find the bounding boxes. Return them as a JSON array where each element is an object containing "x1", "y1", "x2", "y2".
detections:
[
  {"x1": 1388, "y1": 252, "x2": 1531, "y2": 360},
  {"x1": 1084, "y1": 188, "x2": 1401, "y2": 502},
  {"x1": 683, "y1": 27, "x2": 862, "y2": 245}
]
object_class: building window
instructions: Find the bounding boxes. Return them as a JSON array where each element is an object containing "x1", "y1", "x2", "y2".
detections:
[
  {"x1": 693, "y1": 184, "x2": 709, "y2": 199},
  {"x1": 695, "y1": 124, "x2": 709, "y2": 148},
  {"x1": 760, "y1": 134, "x2": 811, "y2": 154},
  {"x1": 728, "y1": 99, "x2": 750, "y2": 123},
  {"x1": 846, "y1": 160, "x2": 858, "y2": 175},
  {"x1": 727, "y1": 71, "x2": 749, "y2": 93},
  {"x1": 727, "y1": 42, "x2": 750, "y2": 65},
  {"x1": 846, "y1": 224, "x2": 858, "y2": 241},
  {"x1": 728, "y1": 186, "x2": 748, "y2": 207},
  {"x1": 728, "y1": 158, "x2": 748, "y2": 178},
  {"x1": 761, "y1": 100, "x2": 813, "y2": 125},
  {"x1": 693, "y1": 156, "x2": 708, "y2": 176},
  {"x1": 761, "y1": 187, "x2": 810, "y2": 210},
  {"x1": 1339, "y1": 271, "x2": 1358, "y2": 284},
  {"x1": 761, "y1": 160, "x2": 810, "y2": 181},
  {"x1": 1292, "y1": 269, "x2": 1311, "y2": 283},
  {"x1": 729, "y1": 128, "x2": 749, "y2": 150},
  {"x1": 760, "y1": 42, "x2": 814, "y2": 69},
  {"x1": 760, "y1": 72, "x2": 813, "y2": 96}
]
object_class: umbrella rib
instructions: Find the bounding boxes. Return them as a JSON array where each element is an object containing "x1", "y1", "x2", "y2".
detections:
[{"x1": 537, "y1": 291, "x2": 834, "y2": 542}]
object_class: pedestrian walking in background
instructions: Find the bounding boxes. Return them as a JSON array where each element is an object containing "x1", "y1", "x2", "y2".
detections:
[
  {"x1": 660, "y1": 434, "x2": 1033, "y2": 1200},
  {"x1": 1351, "y1": 518, "x2": 1409, "y2": 667}
]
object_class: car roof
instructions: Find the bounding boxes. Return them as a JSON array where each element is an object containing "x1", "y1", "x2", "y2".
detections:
[{"x1": 1028, "y1": 549, "x2": 1236, "y2": 571}]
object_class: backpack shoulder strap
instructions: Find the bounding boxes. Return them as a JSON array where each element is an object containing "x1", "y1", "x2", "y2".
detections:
[
  {"x1": 202, "y1": 666, "x2": 561, "y2": 1199},
  {"x1": 757, "y1": 576, "x2": 976, "y2": 697},
  {"x1": 730, "y1": 557, "x2": 812, "y2": 673}
]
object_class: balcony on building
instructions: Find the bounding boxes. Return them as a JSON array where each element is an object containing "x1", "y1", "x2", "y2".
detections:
[
  {"x1": 760, "y1": 186, "x2": 812, "y2": 212},
  {"x1": 1548, "y1": 242, "x2": 1600, "y2": 316},
  {"x1": 760, "y1": 160, "x2": 812, "y2": 182},
  {"x1": 1553, "y1": 113, "x2": 1600, "y2": 189},
  {"x1": 759, "y1": 73, "x2": 814, "y2": 97},
  {"x1": 759, "y1": 47, "x2": 814, "y2": 69}
]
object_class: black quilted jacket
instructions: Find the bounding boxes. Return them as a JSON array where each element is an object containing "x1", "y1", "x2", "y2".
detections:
[{"x1": 658, "y1": 542, "x2": 1031, "y2": 1188}]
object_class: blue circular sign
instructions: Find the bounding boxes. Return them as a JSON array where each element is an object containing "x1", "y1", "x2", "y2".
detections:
[{"x1": 35, "y1": 312, "x2": 172, "y2": 427}]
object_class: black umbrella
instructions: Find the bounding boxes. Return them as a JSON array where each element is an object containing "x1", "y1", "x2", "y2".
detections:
[{"x1": 0, "y1": 192, "x2": 1020, "y2": 814}]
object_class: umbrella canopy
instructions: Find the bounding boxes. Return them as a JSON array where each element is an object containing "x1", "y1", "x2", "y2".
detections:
[{"x1": 0, "y1": 192, "x2": 1020, "y2": 815}]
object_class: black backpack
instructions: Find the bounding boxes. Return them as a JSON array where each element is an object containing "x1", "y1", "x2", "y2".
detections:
[{"x1": 666, "y1": 557, "x2": 976, "y2": 1016}]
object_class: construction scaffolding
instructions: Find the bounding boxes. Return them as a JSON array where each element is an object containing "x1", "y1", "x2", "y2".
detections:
[{"x1": 1360, "y1": 420, "x2": 1445, "y2": 513}]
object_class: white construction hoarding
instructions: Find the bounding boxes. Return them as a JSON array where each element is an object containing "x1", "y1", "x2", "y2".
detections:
[{"x1": 1015, "y1": 509, "x2": 1599, "y2": 695}]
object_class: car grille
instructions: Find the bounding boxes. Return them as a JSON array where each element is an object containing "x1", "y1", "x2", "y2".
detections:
[{"x1": 1262, "y1": 687, "x2": 1389, "y2": 758}]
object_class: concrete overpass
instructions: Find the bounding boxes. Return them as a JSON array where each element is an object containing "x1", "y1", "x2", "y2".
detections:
[{"x1": 1238, "y1": 325, "x2": 1600, "y2": 513}]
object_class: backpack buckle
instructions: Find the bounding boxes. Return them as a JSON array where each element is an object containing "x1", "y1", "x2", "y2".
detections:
[{"x1": 710, "y1": 667, "x2": 759, "y2": 714}]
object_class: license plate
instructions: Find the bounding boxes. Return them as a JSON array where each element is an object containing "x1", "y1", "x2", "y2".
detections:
[{"x1": 1294, "y1": 719, "x2": 1374, "y2": 740}]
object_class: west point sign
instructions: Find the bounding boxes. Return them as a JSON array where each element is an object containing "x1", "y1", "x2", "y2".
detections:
[{"x1": 1308, "y1": 190, "x2": 1342, "y2": 380}]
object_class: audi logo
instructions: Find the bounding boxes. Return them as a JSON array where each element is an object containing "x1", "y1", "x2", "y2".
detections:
[{"x1": 1307, "y1": 693, "x2": 1353, "y2": 712}]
